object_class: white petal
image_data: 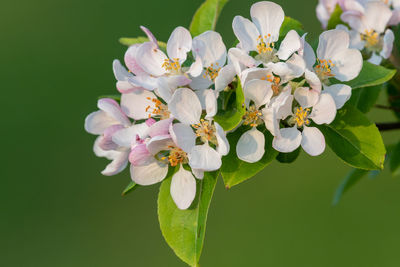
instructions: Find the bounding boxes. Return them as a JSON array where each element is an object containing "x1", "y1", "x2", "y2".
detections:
[
  {"x1": 93, "y1": 137, "x2": 129, "y2": 176},
  {"x1": 381, "y1": 29, "x2": 394, "y2": 59},
  {"x1": 215, "y1": 122, "x2": 230, "y2": 156},
  {"x1": 120, "y1": 89, "x2": 157, "y2": 120},
  {"x1": 136, "y1": 42, "x2": 168, "y2": 77},
  {"x1": 205, "y1": 89, "x2": 218, "y2": 119},
  {"x1": 271, "y1": 54, "x2": 305, "y2": 83},
  {"x1": 368, "y1": 53, "x2": 383, "y2": 65},
  {"x1": 236, "y1": 128, "x2": 265, "y2": 163},
  {"x1": 262, "y1": 107, "x2": 280, "y2": 136},
  {"x1": 113, "y1": 59, "x2": 133, "y2": 81},
  {"x1": 331, "y1": 47, "x2": 363, "y2": 82},
  {"x1": 301, "y1": 126, "x2": 326, "y2": 156},
  {"x1": 112, "y1": 123, "x2": 149, "y2": 148},
  {"x1": 192, "y1": 31, "x2": 226, "y2": 67},
  {"x1": 250, "y1": 1, "x2": 284, "y2": 43},
  {"x1": 124, "y1": 44, "x2": 146, "y2": 76},
  {"x1": 294, "y1": 87, "x2": 320, "y2": 108},
  {"x1": 271, "y1": 85, "x2": 294, "y2": 120},
  {"x1": 244, "y1": 79, "x2": 273, "y2": 108},
  {"x1": 85, "y1": 111, "x2": 118, "y2": 135},
  {"x1": 310, "y1": 93, "x2": 337, "y2": 124},
  {"x1": 188, "y1": 144, "x2": 222, "y2": 171},
  {"x1": 169, "y1": 88, "x2": 202, "y2": 125},
  {"x1": 170, "y1": 123, "x2": 196, "y2": 153},
  {"x1": 98, "y1": 98, "x2": 130, "y2": 126},
  {"x1": 215, "y1": 64, "x2": 236, "y2": 92},
  {"x1": 195, "y1": 89, "x2": 208, "y2": 109},
  {"x1": 190, "y1": 70, "x2": 214, "y2": 90},
  {"x1": 363, "y1": 2, "x2": 392, "y2": 34},
  {"x1": 323, "y1": 84, "x2": 352, "y2": 109},
  {"x1": 140, "y1": 26, "x2": 158, "y2": 46},
  {"x1": 305, "y1": 69, "x2": 322, "y2": 93},
  {"x1": 130, "y1": 158, "x2": 168, "y2": 186},
  {"x1": 277, "y1": 30, "x2": 301, "y2": 60},
  {"x1": 188, "y1": 56, "x2": 203, "y2": 77},
  {"x1": 157, "y1": 75, "x2": 191, "y2": 103},
  {"x1": 389, "y1": 10, "x2": 400, "y2": 26},
  {"x1": 228, "y1": 47, "x2": 257, "y2": 69},
  {"x1": 232, "y1": 16, "x2": 259, "y2": 52},
  {"x1": 192, "y1": 168, "x2": 204, "y2": 179},
  {"x1": 128, "y1": 74, "x2": 159, "y2": 91},
  {"x1": 272, "y1": 126, "x2": 302, "y2": 153},
  {"x1": 170, "y1": 165, "x2": 197, "y2": 210},
  {"x1": 167, "y1": 26, "x2": 192, "y2": 63},
  {"x1": 148, "y1": 118, "x2": 173, "y2": 137},
  {"x1": 240, "y1": 67, "x2": 272, "y2": 86},
  {"x1": 317, "y1": 29, "x2": 350, "y2": 60},
  {"x1": 146, "y1": 135, "x2": 174, "y2": 155},
  {"x1": 116, "y1": 81, "x2": 138, "y2": 94}
]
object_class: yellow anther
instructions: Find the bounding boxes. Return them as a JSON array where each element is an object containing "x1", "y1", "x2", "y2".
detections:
[
  {"x1": 256, "y1": 34, "x2": 274, "y2": 55},
  {"x1": 162, "y1": 58, "x2": 181, "y2": 73},
  {"x1": 243, "y1": 105, "x2": 263, "y2": 127},
  {"x1": 204, "y1": 64, "x2": 221, "y2": 81},
  {"x1": 192, "y1": 120, "x2": 218, "y2": 145},
  {"x1": 362, "y1": 30, "x2": 381, "y2": 50},
  {"x1": 315, "y1": 58, "x2": 335, "y2": 80},
  {"x1": 145, "y1": 98, "x2": 170, "y2": 119},
  {"x1": 294, "y1": 107, "x2": 311, "y2": 127}
]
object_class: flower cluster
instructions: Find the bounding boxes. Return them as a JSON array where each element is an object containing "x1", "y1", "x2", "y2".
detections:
[
  {"x1": 317, "y1": 0, "x2": 397, "y2": 65},
  {"x1": 85, "y1": 1, "x2": 364, "y2": 210}
]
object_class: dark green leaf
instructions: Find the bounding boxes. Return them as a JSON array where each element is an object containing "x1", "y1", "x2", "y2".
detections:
[
  {"x1": 387, "y1": 83, "x2": 400, "y2": 119},
  {"x1": 327, "y1": 4, "x2": 343, "y2": 30},
  {"x1": 279, "y1": 16, "x2": 304, "y2": 39},
  {"x1": 317, "y1": 104, "x2": 386, "y2": 170},
  {"x1": 189, "y1": 0, "x2": 229, "y2": 36},
  {"x1": 276, "y1": 147, "x2": 301, "y2": 164},
  {"x1": 390, "y1": 141, "x2": 400, "y2": 176},
  {"x1": 119, "y1": 37, "x2": 167, "y2": 51},
  {"x1": 332, "y1": 168, "x2": 368, "y2": 205},
  {"x1": 158, "y1": 169, "x2": 219, "y2": 266},
  {"x1": 121, "y1": 181, "x2": 137, "y2": 196},
  {"x1": 342, "y1": 61, "x2": 396, "y2": 89},
  {"x1": 214, "y1": 80, "x2": 246, "y2": 131},
  {"x1": 221, "y1": 127, "x2": 278, "y2": 188},
  {"x1": 347, "y1": 84, "x2": 383, "y2": 113},
  {"x1": 98, "y1": 94, "x2": 121, "y2": 101}
]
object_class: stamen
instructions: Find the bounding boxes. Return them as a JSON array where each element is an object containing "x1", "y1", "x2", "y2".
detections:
[
  {"x1": 256, "y1": 34, "x2": 274, "y2": 55},
  {"x1": 145, "y1": 97, "x2": 171, "y2": 119},
  {"x1": 315, "y1": 58, "x2": 335, "y2": 80},
  {"x1": 294, "y1": 107, "x2": 310, "y2": 127},
  {"x1": 261, "y1": 74, "x2": 281, "y2": 95},
  {"x1": 192, "y1": 119, "x2": 218, "y2": 145},
  {"x1": 361, "y1": 30, "x2": 381, "y2": 50},
  {"x1": 162, "y1": 58, "x2": 181, "y2": 74},
  {"x1": 243, "y1": 105, "x2": 263, "y2": 127},
  {"x1": 203, "y1": 63, "x2": 221, "y2": 81}
]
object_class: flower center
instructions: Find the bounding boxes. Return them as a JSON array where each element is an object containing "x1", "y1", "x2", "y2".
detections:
[
  {"x1": 162, "y1": 58, "x2": 181, "y2": 74},
  {"x1": 145, "y1": 97, "x2": 171, "y2": 119},
  {"x1": 294, "y1": 107, "x2": 310, "y2": 127},
  {"x1": 361, "y1": 30, "x2": 382, "y2": 51},
  {"x1": 315, "y1": 58, "x2": 335, "y2": 81},
  {"x1": 262, "y1": 74, "x2": 281, "y2": 95},
  {"x1": 243, "y1": 105, "x2": 263, "y2": 127},
  {"x1": 161, "y1": 146, "x2": 188, "y2": 167},
  {"x1": 203, "y1": 63, "x2": 221, "y2": 81},
  {"x1": 257, "y1": 34, "x2": 274, "y2": 54},
  {"x1": 192, "y1": 119, "x2": 218, "y2": 145}
]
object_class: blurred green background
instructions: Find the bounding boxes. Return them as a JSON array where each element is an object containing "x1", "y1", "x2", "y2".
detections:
[{"x1": 2, "y1": 0, "x2": 400, "y2": 266}]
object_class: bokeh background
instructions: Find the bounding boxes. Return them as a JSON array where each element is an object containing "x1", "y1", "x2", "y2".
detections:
[{"x1": 2, "y1": 0, "x2": 400, "y2": 266}]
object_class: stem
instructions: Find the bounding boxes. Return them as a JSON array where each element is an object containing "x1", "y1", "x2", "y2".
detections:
[
  {"x1": 376, "y1": 122, "x2": 400, "y2": 131},
  {"x1": 374, "y1": 104, "x2": 400, "y2": 112}
]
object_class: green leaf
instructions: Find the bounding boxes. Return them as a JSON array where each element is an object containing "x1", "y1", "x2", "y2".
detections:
[
  {"x1": 332, "y1": 168, "x2": 368, "y2": 205},
  {"x1": 348, "y1": 84, "x2": 383, "y2": 113},
  {"x1": 221, "y1": 127, "x2": 279, "y2": 188},
  {"x1": 317, "y1": 104, "x2": 386, "y2": 170},
  {"x1": 387, "y1": 83, "x2": 400, "y2": 119},
  {"x1": 390, "y1": 141, "x2": 400, "y2": 176},
  {"x1": 279, "y1": 16, "x2": 304, "y2": 39},
  {"x1": 189, "y1": 0, "x2": 229, "y2": 36},
  {"x1": 214, "y1": 80, "x2": 246, "y2": 131},
  {"x1": 342, "y1": 61, "x2": 396, "y2": 89},
  {"x1": 121, "y1": 181, "x2": 137, "y2": 196},
  {"x1": 327, "y1": 4, "x2": 343, "y2": 30},
  {"x1": 119, "y1": 36, "x2": 167, "y2": 50},
  {"x1": 276, "y1": 147, "x2": 301, "y2": 164},
  {"x1": 98, "y1": 94, "x2": 121, "y2": 101},
  {"x1": 158, "y1": 169, "x2": 219, "y2": 266}
]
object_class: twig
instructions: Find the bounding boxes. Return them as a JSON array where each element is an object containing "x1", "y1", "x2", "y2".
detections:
[
  {"x1": 376, "y1": 122, "x2": 400, "y2": 131},
  {"x1": 374, "y1": 104, "x2": 400, "y2": 112}
]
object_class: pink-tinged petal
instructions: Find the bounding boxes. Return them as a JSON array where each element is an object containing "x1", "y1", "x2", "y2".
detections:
[
  {"x1": 294, "y1": 87, "x2": 320, "y2": 108},
  {"x1": 236, "y1": 127, "x2": 265, "y2": 163},
  {"x1": 301, "y1": 126, "x2": 326, "y2": 156},
  {"x1": 331, "y1": 47, "x2": 363, "y2": 82},
  {"x1": 116, "y1": 81, "x2": 139, "y2": 94},
  {"x1": 93, "y1": 137, "x2": 129, "y2": 176},
  {"x1": 136, "y1": 42, "x2": 168, "y2": 77},
  {"x1": 99, "y1": 125, "x2": 125, "y2": 151},
  {"x1": 250, "y1": 1, "x2": 284, "y2": 42},
  {"x1": 124, "y1": 44, "x2": 146, "y2": 75},
  {"x1": 98, "y1": 98, "x2": 131, "y2": 126},
  {"x1": 130, "y1": 158, "x2": 168, "y2": 186},
  {"x1": 140, "y1": 26, "x2": 158, "y2": 46},
  {"x1": 146, "y1": 118, "x2": 156, "y2": 127},
  {"x1": 120, "y1": 89, "x2": 157, "y2": 120},
  {"x1": 188, "y1": 144, "x2": 222, "y2": 171},
  {"x1": 188, "y1": 56, "x2": 203, "y2": 77},
  {"x1": 381, "y1": 29, "x2": 394, "y2": 59},
  {"x1": 310, "y1": 93, "x2": 337, "y2": 124},
  {"x1": 170, "y1": 123, "x2": 196, "y2": 153},
  {"x1": 215, "y1": 64, "x2": 236, "y2": 92},
  {"x1": 244, "y1": 79, "x2": 273, "y2": 108},
  {"x1": 192, "y1": 30, "x2": 227, "y2": 67},
  {"x1": 129, "y1": 143, "x2": 152, "y2": 166},
  {"x1": 272, "y1": 126, "x2": 302, "y2": 153},
  {"x1": 316, "y1": 0, "x2": 332, "y2": 29},
  {"x1": 205, "y1": 89, "x2": 217, "y2": 119},
  {"x1": 305, "y1": 69, "x2": 322, "y2": 93},
  {"x1": 389, "y1": 10, "x2": 400, "y2": 26},
  {"x1": 277, "y1": 30, "x2": 301, "y2": 60},
  {"x1": 146, "y1": 135, "x2": 174, "y2": 155},
  {"x1": 148, "y1": 118, "x2": 173, "y2": 138},
  {"x1": 85, "y1": 111, "x2": 118, "y2": 135},
  {"x1": 340, "y1": 11, "x2": 365, "y2": 33},
  {"x1": 228, "y1": 47, "x2": 257, "y2": 69},
  {"x1": 339, "y1": 0, "x2": 364, "y2": 14},
  {"x1": 232, "y1": 16, "x2": 259, "y2": 52},
  {"x1": 112, "y1": 123, "x2": 149, "y2": 148},
  {"x1": 128, "y1": 75, "x2": 159, "y2": 91},
  {"x1": 363, "y1": 2, "x2": 392, "y2": 34},
  {"x1": 169, "y1": 88, "x2": 202, "y2": 125},
  {"x1": 113, "y1": 59, "x2": 133, "y2": 81},
  {"x1": 215, "y1": 122, "x2": 230, "y2": 156},
  {"x1": 323, "y1": 84, "x2": 351, "y2": 109},
  {"x1": 170, "y1": 165, "x2": 197, "y2": 210},
  {"x1": 167, "y1": 26, "x2": 192, "y2": 63}
]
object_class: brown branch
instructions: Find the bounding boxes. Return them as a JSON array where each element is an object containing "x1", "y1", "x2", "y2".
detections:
[
  {"x1": 376, "y1": 122, "x2": 400, "y2": 131},
  {"x1": 374, "y1": 104, "x2": 400, "y2": 112}
]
